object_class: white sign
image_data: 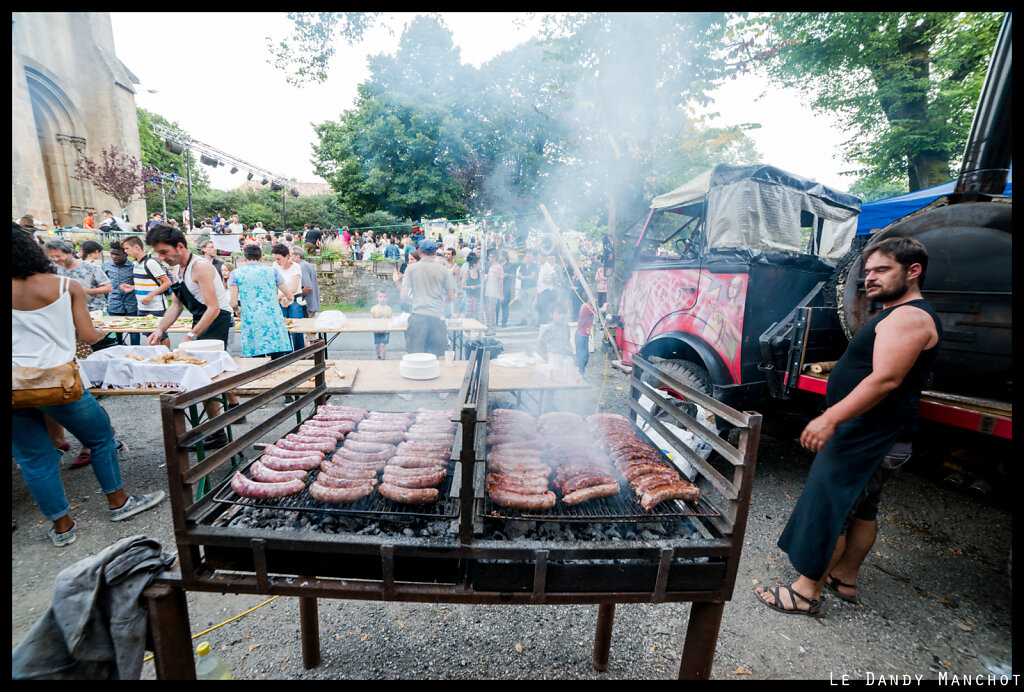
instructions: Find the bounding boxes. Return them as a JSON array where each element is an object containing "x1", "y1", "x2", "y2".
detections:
[{"x1": 211, "y1": 234, "x2": 241, "y2": 254}]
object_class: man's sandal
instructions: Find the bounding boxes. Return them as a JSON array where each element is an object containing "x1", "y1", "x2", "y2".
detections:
[
  {"x1": 754, "y1": 584, "x2": 825, "y2": 618},
  {"x1": 824, "y1": 574, "x2": 859, "y2": 604}
]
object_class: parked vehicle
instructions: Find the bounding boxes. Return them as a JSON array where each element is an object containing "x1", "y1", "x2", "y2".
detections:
[{"x1": 617, "y1": 13, "x2": 1011, "y2": 447}]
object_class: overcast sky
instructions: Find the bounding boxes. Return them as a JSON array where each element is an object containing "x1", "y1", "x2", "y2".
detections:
[{"x1": 110, "y1": 12, "x2": 851, "y2": 193}]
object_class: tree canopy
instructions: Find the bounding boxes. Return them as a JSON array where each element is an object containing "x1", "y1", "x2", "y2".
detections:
[{"x1": 737, "y1": 12, "x2": 1004, "y2": 192}]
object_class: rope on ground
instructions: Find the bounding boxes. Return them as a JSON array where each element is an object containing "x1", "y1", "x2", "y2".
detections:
[{"x1": 141, "y1": 595, "x2": 280, "y2": 663}]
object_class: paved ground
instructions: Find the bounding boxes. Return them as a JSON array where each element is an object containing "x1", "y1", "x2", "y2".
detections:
[{"x1": 11, "y1": 306, "x2": 1015, "y2": 679}]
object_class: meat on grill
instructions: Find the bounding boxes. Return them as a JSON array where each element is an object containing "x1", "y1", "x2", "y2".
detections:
[
  {"x1": 302, "y1": 418, "x2": 356, "y2": 433},
  {"x1": 381, "y1": 464, "x2": 448, "y2": 479},
  {"x1": 230, "y1": 472, "x2": 305, "y2": 499},
  {"x1": 485, "y1": 473, "x2": 550, "y2": 494},
  {"x1": 561, "y1": 482, "x2": 621, "y2": 506},
  {"x1": 377, "y1": 482, "x2": 439, "y2": 504},
  {"x1": 264, "y1": 444, "x2": 324, "y2": 460},
  {"x1": 380, "y1": 469, "x2": 446, "y2": 488},
  {"x1": 342, "y1": 439, "x2": 395, "y2": 454},
  {"x1": 356, "y1": 421, "x2": 411, "y2": 433},
  {"x1": 260, "y1": 455, "x2": 323, "y2": 472},
  {"x1": 249, "y1": 461, "x2": 308, "y2": 483},
  {"x1": 315, "y1": 472, "x2": 379, "y2": 489},
  {"x1": 277, "y1": 438, "x2": 336, "y2": 454},
  {"x1": 388, "y1": 455, "x2": 450, "y2": 468},
  {"x1": 297, "y1": 425, "x2": 346, "y2": 441},
  {"x1": 319, "y1": 459, "x2": 379, "y2": 479},
  {"x1": 345, "y1": 431, "x2": 407, "y2": 445},
  {"x1": 309, "y1": 480, "x2": 375, "y2": 503},
  {"x1": 640, "y1": 482, "x2": 699, "y2": 510},
  {"x1": 487, "y1": 486, "x2": 556, "y2": 511},
  {"x1": 334, "y1": 447, "x2": 395, "y2": 464}
]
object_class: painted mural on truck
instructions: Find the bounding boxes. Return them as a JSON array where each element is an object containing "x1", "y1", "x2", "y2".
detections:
[{"x1": 619, "y1": 269, "x2": 748, "y2": 383}]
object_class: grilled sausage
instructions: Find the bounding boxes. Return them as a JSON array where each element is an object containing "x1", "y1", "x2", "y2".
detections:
[
  {"x1": 402, "y1": 432, "x2": 455, "y2": 442},
  {"x1": 395, "y1": 442, "x2": 452, "y2": 456},
  {"x1": 561, "y1": 482, "x2": 621, "y2": 506},
  {"x1": 380, "y1": 470, "x2": 446, "y2": 488},
  {"x1": 387, "y1": 455, "x2": 449, "y2": 468},
  {"x1": 487, "y1": 459, "x2": 552, "y2": 475},
  {"x1": 230, "y1": 472, "x2": 305, "y2": 499},
  {"x1": 617, "y1": 462, "x2": 674, "y2": 482},
  {"x1": 342, "y1": 439, "x2": 395, "y2": 454},
  {"x1": 335, "y1": 447, "x2": 395, "y2": 464},
  {"x1": 260, "y1": 455, "x2": 323, "y2": 472},
  {"x1": 487, "y1": 487, "x2": 557, "y2": 510},
  {"x1": 557, "y1": 474, "x2": 620, "y2": 496},
  {"x1": 485, "y1": 473, "x2": 550, "y2": 494},
  {"x1": 319, "y1": 459, "x2": 380, "y2": 479},
  {"x1": 309, "y1": 480, "x2": 375, "y2": 503},
  {"x1": 249, "y1": 461, "x2": 309, "y2": 483},
  {"x1": 377, "y1": 482, "x2": 439, "y2": 504},
  {"x1": 346, "y1": 431, "x2": 406, "y2": 445},
  {"x1": 382, "y1": 464, "x2": 448, "y2": 479},
  {"x1": 315, "y1": 472, "x2": 378, "y2": 489},
  {"x1": 264, "y1": 444, "x2": 324, "y2": 460},
  {"x1": 356, "y1": 422, "x2": 411, "y2": 433},
  {"x1": 277, "y1": 438, "x2": 336, "y2": 454},
  {"x1": 629, "y1": 472, "x2": 683, "y2": 495},
  {"x1": 640, "y1": 482, "x2": 700, "y2": 510},
  {"x1": 302, "y1": 418, "x2": 356, "y2": 432},
  {"x1": 297, "y1": 425, "x2": 346, "y2": 441}
]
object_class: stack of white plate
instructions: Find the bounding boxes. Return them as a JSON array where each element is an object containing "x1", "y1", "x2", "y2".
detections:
[
  {"x1": 400, "y1": 352, "x2": 440, "y2": 380},
  {"x1": 182, "y1": 339, "x2": 225, "y2": 352}
]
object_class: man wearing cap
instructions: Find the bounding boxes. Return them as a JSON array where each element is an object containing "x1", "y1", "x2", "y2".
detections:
[{"x1": 401, "y1": 238, "x2": 455, "y2": 357}]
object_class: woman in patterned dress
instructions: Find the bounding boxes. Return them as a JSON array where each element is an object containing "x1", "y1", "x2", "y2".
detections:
[{"x1": 226, "y1": 243, "x2": 293, "y2": 358}]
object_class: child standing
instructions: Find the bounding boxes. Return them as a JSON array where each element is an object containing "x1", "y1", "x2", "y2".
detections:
[
  {"x1": 370, "y1": 289, "x2": 392, "y2": 359},
  {"x1": 574, "y1": 301, "x2": 598, "y2": 376},
  {"x1": 537, "y1": 299, "x2": 572, "y2": 361}
]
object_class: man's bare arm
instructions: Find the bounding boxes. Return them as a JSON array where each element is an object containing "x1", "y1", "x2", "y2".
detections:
[{"x1": 800, "y1": 306, "x2": 937, "y2": 452}]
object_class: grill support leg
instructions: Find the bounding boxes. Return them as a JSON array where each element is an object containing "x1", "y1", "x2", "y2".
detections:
[
  {"x1": 299, "y1": 597, "x2": 320, "y2": 669},
  {"x1": 144, "y1": 581, "x2": 195, "y2": 680},
  {"x1": 591, "y1": 603, "x2": 615, "y2": 671},
  {"x1": 677, "y1": 600, "x2": 725, "y2": 680}
]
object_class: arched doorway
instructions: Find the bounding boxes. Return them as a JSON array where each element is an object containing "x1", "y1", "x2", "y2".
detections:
[{"x1": 25, "y1": 66, "x2": 92, "y2": 228}]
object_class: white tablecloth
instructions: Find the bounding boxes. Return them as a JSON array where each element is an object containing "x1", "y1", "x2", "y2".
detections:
[{"x1": 81, "y1": 345, "x2": 237, "y2": 392}]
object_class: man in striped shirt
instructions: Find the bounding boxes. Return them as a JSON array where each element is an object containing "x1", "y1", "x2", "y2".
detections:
[{"x1": 119, "y1": 235, "x2": 171, "y2": 347}]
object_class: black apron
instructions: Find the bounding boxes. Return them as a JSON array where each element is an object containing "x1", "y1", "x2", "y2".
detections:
[
  {"x1": 778, "y1": 299, "x2": 942, "y2": 581},
  {"x1": 171, "y1": 254, "x2": 232, "y2": 346}
]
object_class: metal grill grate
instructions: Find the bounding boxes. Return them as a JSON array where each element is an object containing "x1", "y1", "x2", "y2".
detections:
[
  {"x1": 210, "y1": 460, "x2": 459, "y2": 522},
  {"x1": 477, "y1": 486, "x2": 721, "y2": 523}
]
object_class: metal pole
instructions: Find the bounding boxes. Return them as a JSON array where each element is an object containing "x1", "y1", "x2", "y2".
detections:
[
  {"x1": 161, "y1": 181, "x2": 168, "y2": 221},
  {"x1": 185, "y1": 148, "x2": 194, "y2": 231},
  {"x1": 282, "y1": 187, "x2": 287, "y2": 233}
]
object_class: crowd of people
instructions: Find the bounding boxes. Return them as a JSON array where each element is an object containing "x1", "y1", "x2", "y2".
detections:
[{"x1": 12, "y1": 210, "x2": 616, "y2": 547}]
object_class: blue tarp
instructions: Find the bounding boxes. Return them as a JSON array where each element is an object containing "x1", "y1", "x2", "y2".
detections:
[{"x1": 857, "y1": 175, "x2": 1013, "y2": 234}]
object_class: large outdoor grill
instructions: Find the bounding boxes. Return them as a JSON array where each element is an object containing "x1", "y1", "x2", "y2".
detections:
[{"x1": 145, "y1": 343, "x2": 760, "y2": 680}]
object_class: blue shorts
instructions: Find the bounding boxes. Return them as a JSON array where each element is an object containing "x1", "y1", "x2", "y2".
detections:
[{"x1": 373, "y1": 332, "x2": 390, "y2": 344}]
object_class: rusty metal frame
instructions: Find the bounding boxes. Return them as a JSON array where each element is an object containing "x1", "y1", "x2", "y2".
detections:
[{"x1": 150, "y1": 348, "x2": 760, "y2": 680}]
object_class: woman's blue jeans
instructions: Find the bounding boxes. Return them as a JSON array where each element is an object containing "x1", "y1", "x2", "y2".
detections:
[
  {"x1": 282, "y1": 301, "x2": 305, "y2": 352},
  {"x1": 12, "y1": 390, "x2": 122, "y2": 521}
]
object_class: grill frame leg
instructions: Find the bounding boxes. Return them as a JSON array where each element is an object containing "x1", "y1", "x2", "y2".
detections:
[
  {"x1": 591, "y1": 603, "x2": 615, "y2": 671},
  {"x1": 677, "y1": 600, "x2": 725, "y2": 680},
  {"x1": 144, "y1": 581, "x2": 195, "y2": 680},
  {"x1": 299, "y1": 596, "x2": 320, "y2": 669}
]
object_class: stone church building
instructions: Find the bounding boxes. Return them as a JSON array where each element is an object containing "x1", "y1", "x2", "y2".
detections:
[{"x1": 12, "y1": 12, "x2": 146, "y2": 228}]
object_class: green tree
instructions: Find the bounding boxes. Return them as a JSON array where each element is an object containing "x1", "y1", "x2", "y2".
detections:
[{"x1": 736, "y1": 12, "x2": 1003, "y2": 192}]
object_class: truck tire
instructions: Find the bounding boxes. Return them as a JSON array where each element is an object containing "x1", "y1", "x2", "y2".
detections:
[{"x1": 642, "y1": 358, "x2": 716, "y2": 431}]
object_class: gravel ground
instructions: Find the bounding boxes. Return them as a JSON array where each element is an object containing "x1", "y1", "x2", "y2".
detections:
[{"x1": 11, "y1": 314, "x2": 1014, "y2": 680}]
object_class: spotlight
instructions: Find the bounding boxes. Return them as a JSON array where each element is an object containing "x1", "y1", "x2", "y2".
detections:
[
  {"x1": 230, "y1": 166, "x2": 239, "y2": 174},
  {"x1": 164, "y1": 140, "x2": 184, "y2": 155},
  {"x1": 261, "y1": 178, "x2": 269, "y2": 186},
  {"x1": 270, "y1": 182, "x2": 284, "y2": 191},
  {"x1": 199, "y1": 154, "x2": 219, "y2": 167},
  {"x1": 290, "y1": 188, "x2": 299, "y2": 197},
  {"x1": 247, "y1": 171, "x2": 254, "y2": 181}
]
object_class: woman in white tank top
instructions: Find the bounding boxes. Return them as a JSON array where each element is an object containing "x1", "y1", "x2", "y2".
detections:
[{"x1": 12, "y1": 226, "x2": 165, "y2": 546}]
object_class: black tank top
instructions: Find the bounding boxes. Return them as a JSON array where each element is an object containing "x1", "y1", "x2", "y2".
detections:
[{"x1": 826, "y1": 299, "x2": 943, "y2": 425}]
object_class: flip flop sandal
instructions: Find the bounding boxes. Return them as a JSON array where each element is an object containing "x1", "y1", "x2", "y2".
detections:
[
  {"x1": 825, "y1": 575, "x2": 860, "y2": 604},
  {"x1": 754, "y1": 584, "x2": 825, "y2": 618}
]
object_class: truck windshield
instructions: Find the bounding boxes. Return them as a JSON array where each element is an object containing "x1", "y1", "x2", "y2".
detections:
[{"x1": 635, "y1": 207, "x2": 702, "y2": 261}]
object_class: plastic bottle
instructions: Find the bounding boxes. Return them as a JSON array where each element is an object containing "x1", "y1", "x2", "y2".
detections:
[{"x1": 195, "y1": 641, "x2": 232, "y2": 680}]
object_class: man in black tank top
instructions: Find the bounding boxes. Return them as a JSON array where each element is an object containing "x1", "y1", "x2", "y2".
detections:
[{"x1": 756, "y1": 237, "x2": 942, "y2": 617}]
